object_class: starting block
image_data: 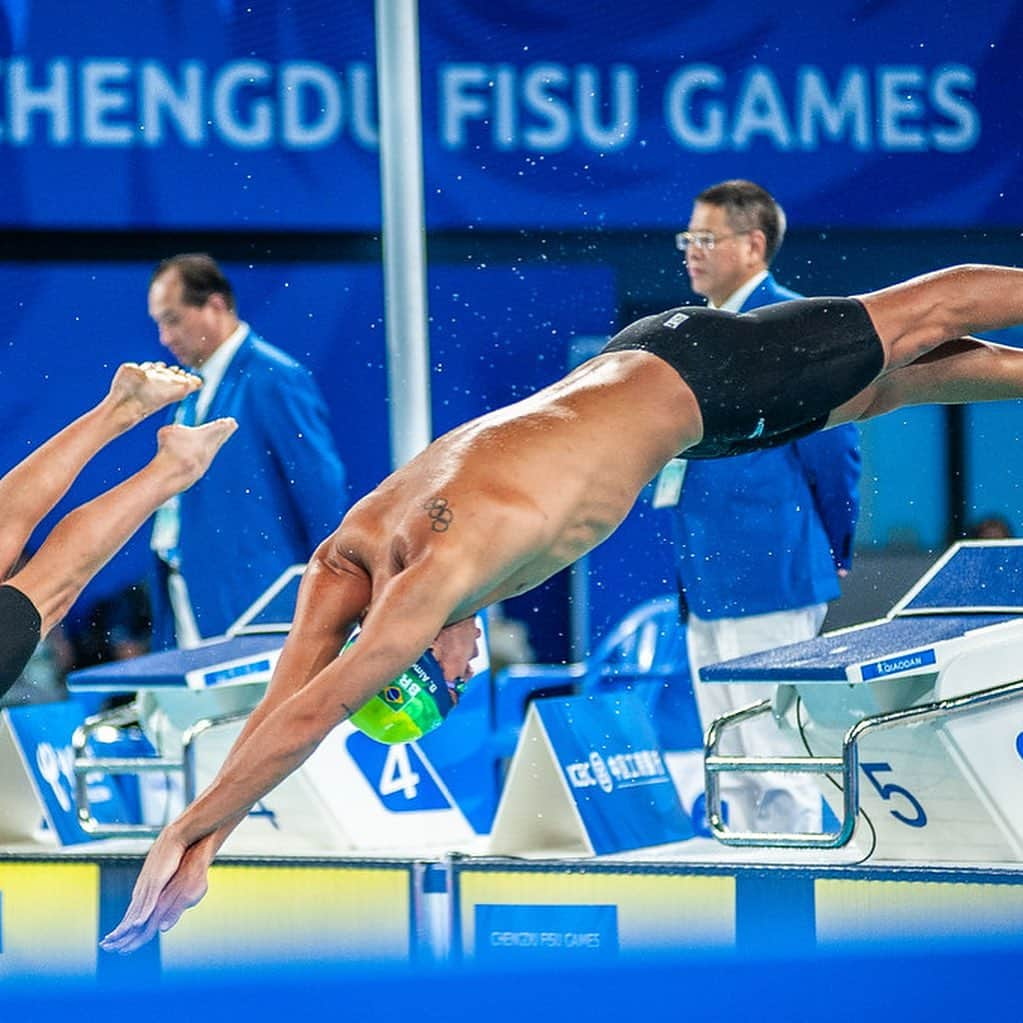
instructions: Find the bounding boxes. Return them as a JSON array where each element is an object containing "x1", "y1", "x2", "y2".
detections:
[
  {"x1": 63, "y1": 566, "x2": 495, "y2": 854},
  {"x1": 700, "y1": 540, "x2": 1023, "y2": 862},
  {"x1": 66, "y1": 566, "x2": 302, "y2": 843}
]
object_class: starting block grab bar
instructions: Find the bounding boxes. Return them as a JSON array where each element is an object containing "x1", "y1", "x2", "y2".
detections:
[
  {"x1": 72, "y1": 705, "x2": 250, "y2": 838},
  {"x1": 705, "y1": 675, "x2": 1023, "y2": 849}
]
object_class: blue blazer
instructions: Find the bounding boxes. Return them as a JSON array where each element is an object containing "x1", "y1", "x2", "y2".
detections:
[
  {"x1": 150, "y1": 330, "x2": 348, "y2": 649},
  {"x1": 671, "y1": 274, "x2": 862, "y2": 620}
]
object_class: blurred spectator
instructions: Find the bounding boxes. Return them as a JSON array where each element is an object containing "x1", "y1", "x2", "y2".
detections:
[
  {"x1": 147, "y1": 254, "x2": 348, "y2": 649},
  {"x1": 967, "y1": 515, "x2": 1013, "y2": 540},
  {"x1": 70, "y1": 582, "x2": 153, "y2": 668},
  {"x1": 664, "y1": 179, "x2": 861, "y2": 835}
]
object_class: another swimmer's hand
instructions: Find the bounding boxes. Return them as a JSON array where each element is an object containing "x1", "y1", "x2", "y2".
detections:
[{"x1": 100, "y1": 826, "x2": 208, "y2": 954}]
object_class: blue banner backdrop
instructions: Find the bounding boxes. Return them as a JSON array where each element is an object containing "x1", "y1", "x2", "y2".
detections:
[{"x1": 1, "y1": 0, "x2": 1021, "y2": 229}]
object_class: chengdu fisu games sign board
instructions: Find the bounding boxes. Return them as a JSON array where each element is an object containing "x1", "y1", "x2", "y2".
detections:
[{"x1": 1, "y1": 0, "x2": 1020, "y2": 229}]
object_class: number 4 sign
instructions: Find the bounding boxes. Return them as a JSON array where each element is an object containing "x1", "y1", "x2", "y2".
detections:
[
  {"x1": 346, "y1": 730, "x2": 450, "y2": 811},
  {"x1": 295, "y1": 721, "x2": 478, "y2": 852}
]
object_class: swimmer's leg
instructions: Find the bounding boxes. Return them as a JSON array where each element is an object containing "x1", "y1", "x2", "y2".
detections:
[
  {"x1": 828, "y1": 337, "x2": 1023, "y2": 424},
  {"x1": 0, "y1": 363, "x2": 201, "y2": 580},
  {"x1": 0, "y1": 583, "x2": 45, "y2": 700},
  {"x1": 7, "y1": 420, "x2": 234, "y2": 637},
  {"x1": 856, "y1": 264, "x2": 1023, "y2": 373}
]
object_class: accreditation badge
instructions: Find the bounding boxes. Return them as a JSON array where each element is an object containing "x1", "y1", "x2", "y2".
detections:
[{"x1": 651, "y1": 458, "x2": 687, "y2": 508}]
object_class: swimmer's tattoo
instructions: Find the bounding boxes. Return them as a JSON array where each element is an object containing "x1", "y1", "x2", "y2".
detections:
[
  {"x1": 340, "y1": 702, "x2": 355, "y2": 721},
  {"x1": 423, "y1": 497, "x2": 454, "y2": 532}
]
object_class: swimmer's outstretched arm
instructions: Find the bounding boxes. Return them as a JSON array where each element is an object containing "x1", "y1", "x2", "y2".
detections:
[
  {"x1": 205, "y1": 544, "x2": 374, "y2": 776},
  {"x1": 99, "y1": 551, "x2": 369, "y2": 946},
  {"x1": 190, "y1": 570, "x2": 455, "y2": 835},
  {"x1": 101, "y1": 556, "x2": 467, "y2": 954}
]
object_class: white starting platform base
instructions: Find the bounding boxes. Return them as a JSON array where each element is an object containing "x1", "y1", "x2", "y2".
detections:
[{"x1": 701, "y1": 540, "x2": 1023, "y2": 863}]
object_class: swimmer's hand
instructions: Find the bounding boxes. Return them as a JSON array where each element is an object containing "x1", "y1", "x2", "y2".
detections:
[
  {"x1": 99, "y1": 828, "x2": 211, "y2": 954},
  {"x1": 430, "y1": 619, "x2": 482, "y2": 688}
]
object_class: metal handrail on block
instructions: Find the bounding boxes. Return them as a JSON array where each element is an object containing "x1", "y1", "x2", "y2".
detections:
[
  {"x1": 72, "y1": 704, "x2": 251, "y2": 838},
  {"x1": 704, "y1": 676, "x2": 1023, "y2": 851}
]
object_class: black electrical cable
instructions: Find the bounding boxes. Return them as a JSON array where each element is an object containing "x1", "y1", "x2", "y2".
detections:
[{"x1": 795, "y1": 695, "x2": 877, "y2": 864}]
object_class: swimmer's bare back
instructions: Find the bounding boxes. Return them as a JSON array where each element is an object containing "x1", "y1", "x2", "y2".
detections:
[{"x1": 333, "y1": 351, "x2": 700, "y2": 622}]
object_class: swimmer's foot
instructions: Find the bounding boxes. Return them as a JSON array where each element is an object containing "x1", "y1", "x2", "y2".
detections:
[
  {"x1": 107, "y1": 362, "x2": 203, "y2": 430},
  {"x1": 154, "y1": 419, "x2": 237, "y2": 490}
]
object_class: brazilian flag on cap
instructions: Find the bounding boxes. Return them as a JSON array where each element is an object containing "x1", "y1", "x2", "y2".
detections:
[{"x1": 341, "y1": 627, "x2": 460, "y2": 744}]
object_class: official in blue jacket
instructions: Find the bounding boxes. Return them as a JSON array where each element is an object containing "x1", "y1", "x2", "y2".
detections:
[
  {"x1": 147, "y1": 254, "x2": 347, "y2": 650},
  {"x1": 669, "y1": 181, "x2": 861, "y2": 834}
]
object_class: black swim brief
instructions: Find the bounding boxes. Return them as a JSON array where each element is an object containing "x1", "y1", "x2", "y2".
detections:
[
  {"x1": 600, "y1": 297, "x2": 884, "y2": 458},
  {"x1": 0, "y1": 583, "x2": 42, "y2": 700}
]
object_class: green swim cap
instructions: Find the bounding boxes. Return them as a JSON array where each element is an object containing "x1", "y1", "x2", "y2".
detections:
[{"x1": 342, "y1": 628, "x2": 463, "y2": 744}]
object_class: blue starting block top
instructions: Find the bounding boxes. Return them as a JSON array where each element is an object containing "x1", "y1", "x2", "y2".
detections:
[
  {"x1": 700, "y1": 613, "x2": 1016, "y2": 685},
  {"x1": 67, "y1": 633, "x2": 285, "y2": 692},
  {"x1": 701, "y1": 541, "x2": 1023, "y2": 687},
  {"x1": 897, "y1": 542, "x2": 1023, "y2": 614}
]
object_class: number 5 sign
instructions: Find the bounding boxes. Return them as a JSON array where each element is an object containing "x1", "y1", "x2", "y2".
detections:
[{"x1": 861, "y1": 761, "x2": 928, "y2": 828}]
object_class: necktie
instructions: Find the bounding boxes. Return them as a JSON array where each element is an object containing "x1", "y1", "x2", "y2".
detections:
[
  {"x1": 151, "y1": 381, "x2": 203, "y2": 566},
  {"x1": 176, "y1": 385, "x2": 201, "y2": 427}
]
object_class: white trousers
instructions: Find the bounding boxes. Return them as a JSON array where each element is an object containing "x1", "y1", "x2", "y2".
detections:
[{"x1": 687, "y1": 604, "x2": 827, "y2": 834}]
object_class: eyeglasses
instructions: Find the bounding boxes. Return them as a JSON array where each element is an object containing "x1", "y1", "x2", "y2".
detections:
[{"x1": 674, "y1": 230, "x2": 750, "y2": 253}]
